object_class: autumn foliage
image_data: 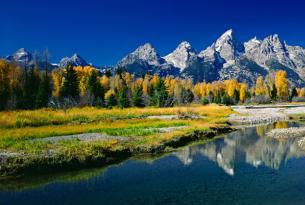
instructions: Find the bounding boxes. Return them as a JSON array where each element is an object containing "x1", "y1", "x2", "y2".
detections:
[{"x1": 0, "y1": 58, "x2": 302, "y2": 110}]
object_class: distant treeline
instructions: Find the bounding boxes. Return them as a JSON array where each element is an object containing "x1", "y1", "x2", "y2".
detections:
[{"x1": 0, "y1": 58, "x2": 303, "y2": 110}]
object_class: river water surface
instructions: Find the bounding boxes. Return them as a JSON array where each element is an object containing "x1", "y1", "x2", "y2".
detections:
[{"x1": 2, "y1": 122, "x2": 305, "y2": 205}]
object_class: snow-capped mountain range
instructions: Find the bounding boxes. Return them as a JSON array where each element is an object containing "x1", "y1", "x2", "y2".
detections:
[
  {"x1": 3, "y1": 29, "x2": 305, "y2": 86},
  {"x1": 118, "y1": 29, "x2": 305, "y2": 86}
]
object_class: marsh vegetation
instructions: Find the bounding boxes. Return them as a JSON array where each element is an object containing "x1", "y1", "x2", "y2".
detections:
[{"x1": 0, "y1": 104, "x2": 233, "y2": 177}]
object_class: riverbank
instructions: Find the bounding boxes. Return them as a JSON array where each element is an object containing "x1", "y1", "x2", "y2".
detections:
[
  {"x1": 229, "y1": 104, "x2": 305, "y2": 151},
  {"x1": 229, "y1": 104, "x2": 305, "y2": 125},
  {"x1": 0, "y1": 105, "x2": 233, "y2": 177}
]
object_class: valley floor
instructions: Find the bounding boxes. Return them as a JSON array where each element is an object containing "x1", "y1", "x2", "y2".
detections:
[{"x1": 0, "y1": 105, "x2": 233, "y2": 177}]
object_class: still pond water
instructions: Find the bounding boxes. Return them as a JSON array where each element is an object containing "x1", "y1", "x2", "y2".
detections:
[{"x1": 2, "y1": 122, "x2": 305, "y2": 205}]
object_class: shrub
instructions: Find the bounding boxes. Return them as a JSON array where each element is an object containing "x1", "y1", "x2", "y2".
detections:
[
  {"x1": 201, "y1": 97, "x2": 209, "y2": 105},
  {"x1": 250, "y1": 95, "x2": 271, "y2": 104}
]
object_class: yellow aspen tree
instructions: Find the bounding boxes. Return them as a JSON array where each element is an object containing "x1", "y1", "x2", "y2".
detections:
[
  {"x1": 250, "y1": 87, "x2": 255, "y2": 97},
  {"x1": 201, "y1": 83, "x2": 207, "y2": 97},
  {"x1": 51, "y1": 68, "x2": 64, "y2": 97},
  {"x1": 275, "y1": 70, "x2": 289, "y2": 98},
  {"x1": 299, "y1": 88, "x2": 305, "y2": 97},
  {"x1": 185, "y1": 78, "x2": 193, "y2": 90},
  {"x1": 150, "y1": 74, "x2": 159, "y2": 88},
  {"x1": 142, "y1": 75, "x2": 150, "y2": 95},
  {"x1": 173, "y1": 79, "x2": 181, "y2": 98},
  {"x1": 206, "y1": 83, "x2": 211, "y2": 96},
  {"x1": 168, "y1": 78, "x2": 176, "y2": 95},
  {"x1": 227, "y1": 80, "x2": 239, "y2": 98},
  {"x1": 194, "y1": 83, "x2": 202, "y2": 98},
  {"x1": 114, "y1": 74, "x2": 122, "y2": 91},
  {"x1": 130, "y1": 77, "x2": 143, "y2": 93},
  {"x1": 255, "y1": 76, "x2": 265, "y2": 96},
  {"x1": 8, "y1": 62, "x2": 23, "y2": 92},
  {"x1": 100, "y1": 75, "x2": 110, "y2": 91},
  {"x1": 296, "y1": 88, "x2": 301, "y2": 96},
  {"x1": 164, "y1": 76, "x2": 172, "y2": 89},
  {"x1": 123, "y1": 72, "x2": 132, "y2": 88},
  {"x1": 105, "y1": 89, "x2": 115, "y2": 99},
  {"x1": 74, "y1": 66, "x2": 96, "y2": 96},
  {"x1": 239, "y1": 83, "x2": 247, "y2": 102}
]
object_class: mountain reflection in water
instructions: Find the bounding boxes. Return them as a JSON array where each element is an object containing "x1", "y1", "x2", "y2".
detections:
[{"x1": 174, "y1": 122, "x2": 305, "y2": 175}]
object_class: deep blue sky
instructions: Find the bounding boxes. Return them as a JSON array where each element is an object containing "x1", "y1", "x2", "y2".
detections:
[{"x1": 1, "y1": 0, "x2": 305, "y2": 65}]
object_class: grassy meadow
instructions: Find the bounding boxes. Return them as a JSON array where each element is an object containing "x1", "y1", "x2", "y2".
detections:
[{"x1": 0, "y1": 104, "x2": 233, "y2": 176}]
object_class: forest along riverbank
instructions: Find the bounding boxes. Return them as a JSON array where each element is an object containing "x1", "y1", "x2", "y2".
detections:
[{"x1": 0, "y1": 105, "x2": 233, "y2": 178}]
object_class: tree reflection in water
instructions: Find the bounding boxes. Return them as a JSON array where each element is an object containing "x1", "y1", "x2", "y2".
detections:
[{"x1": 174, "y1": 121, "x2": 305, "y2": 175}]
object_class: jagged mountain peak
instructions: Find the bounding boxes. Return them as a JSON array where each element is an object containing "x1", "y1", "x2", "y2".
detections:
[
  {"x1": 6, "y1": 48, "x2": 33, "y2": 63},
  {"x1": 218, "y1": 28, "x2": 233, "y2": 39},
  {"x1": 265, "y1": 34, "x2": 280, "y2": 41},
  {"x1": 15, "y1": 48, "x2": 29, "y2": 54},
  {"x1": 119, "y1": 42, "x2": 163, "y2": 67},
  {"x1": 71, "y1": 53, "x2": 82, "y2": 58},
  {"x1": 133, "y1": 43, "x2": 158, "y2": 57},
  {"x1": 244, "y1": 33, "x2": 298, "y2": 72},
  {"x1": 132, "y1": 42, "x2": 156, "y2": 54},
  {"x1": 70, "y1": 53, "x2": 86, "y2": 62},
  {"x1": 198, "y1": 46, "x2": 224, "y2": 66},
  {"x1": 244, "y1": 37, "x2": 262, "y2": 52},
  {"x1": 247, "y1": 36, "x2": 262, "y2": 44},
  {"x1": 164, "y1": 41, "x2": 198, "y2": 71},
  {"x1": 210, "y1": 28, "x2": 243, "y2": 66},
  {"x1": 59, "y1": 53, "x2": 88, "y2": 68},
  {"x1": 262, "y1": 34, "x2": 286, "y2": 49},
  {"x1": 176, "y1": 41, "x2": 193, "y2": 50}
]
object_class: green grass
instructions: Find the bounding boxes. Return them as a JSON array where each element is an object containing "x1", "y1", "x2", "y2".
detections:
[{"x1": 0, "y1": 104, "x2": 233, "y2": 176}]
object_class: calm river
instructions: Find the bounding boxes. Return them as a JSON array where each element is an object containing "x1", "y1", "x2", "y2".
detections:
[{"x1": 1, "y1": 122, "x2": 305, "y2": 205}]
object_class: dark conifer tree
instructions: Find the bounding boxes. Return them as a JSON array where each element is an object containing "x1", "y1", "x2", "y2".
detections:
[
  {"x1": 271, "y1": 84, "x2": 277, "y2": 100},
  {"x1": 0, "y1": 61, "x2": 10, "y2": 110},
  {"x1": 290, "y1": 87, "x2": 298, "y2": 101},
  {"x1": 132, "y1": 85, "x2": 144, "y2": 107},
  {"x1": 60, "y1": 64, "x2": 79, "y2": 100},
  {"x1": 180, "y1": 88, "x2": 194, "y2": 104},
  {"x1": 106, "y1": 92, "x2": 117, "y2": 108},
  {"x1": 88, "y1": 71, "x2": 104, "y2": 105},
  {"x1": 152, "y1": 78, "x2": 168, "y2": 107},
  {"x1": 24, "y1": 66, "x2": 41, "y2": 109},
  {"x1": 104, "y1": 69, "x2": 112, "y2": 77},
  {"x1": 36, "y1": 52, "x2": 52, "y2": 108},
  {"x1": 118, "y1": 85, "x2": 129, "y2": 108}
]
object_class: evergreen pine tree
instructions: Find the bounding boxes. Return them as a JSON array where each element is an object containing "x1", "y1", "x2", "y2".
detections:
[
  {"x1": 271, "y1": 84, "x2": 277, "y2": 100},
  {"x1": 118, "y1": 85, "x2": 129, "y2": 108},
  {"x1": 290, "y1": 87, "x2": 298, "y2": 101},
  {"x1": 152, "y1": 78, "x2": 168, "y2": 107},
  {"x1": 180, "y1": 88, "x2": 194, "y2": 104},
  {"x1": 0, "y1": 61, "x2": 10, "y2": 110},
  {"x1": 36, "y1": 74, "x2": 51, "y2": 108},
  {"x1": 60, "y1": 64, "x2": 79, "y2": 100},
  {"x1": 24, "y1": 67, "x2": 41, "y2": 109},
  {"x1": 104, "y1": 69, "x2": 112, "y2": 77},
  {"x1": 233, "y1": 90, "x2": 240, "y2": 104},
  {"x1": 105, "y1": 90, "x2": 117, "y2": 108},
  {"x1": 36, "y1": 52, "x2": 52, "y2": 108},
  {"x1": 88, "y1": 71, "x2": 104, "y2": 105},
  {"x1": 132, "y1": 85, "x2": 144, "y2": 107}
]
